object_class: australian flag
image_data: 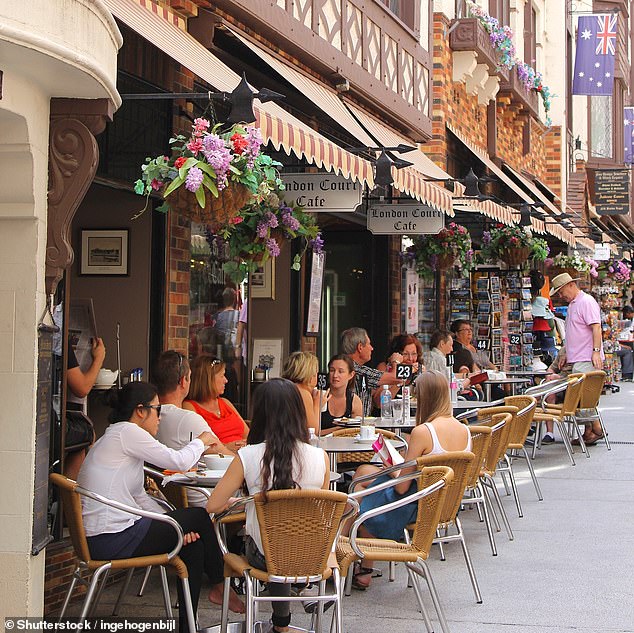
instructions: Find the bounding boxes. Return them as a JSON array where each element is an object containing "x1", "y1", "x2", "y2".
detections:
[
  {"x1": 572, "y1": 14, "x2": 617, "y2": 96},
  {"x1": 625, "y1": 107, "x2": 634, "y2": 164}
]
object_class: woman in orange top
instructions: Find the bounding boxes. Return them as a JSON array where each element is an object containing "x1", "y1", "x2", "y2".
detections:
[{"x1": 183, "y1": 354, "x2": 249, "y2": 453}]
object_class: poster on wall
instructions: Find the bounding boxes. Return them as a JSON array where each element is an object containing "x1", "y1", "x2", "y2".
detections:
[
  {"x1": 251, "y1": 338, "x2": 283, "y2": 379},
  {"x1": 305, "y1": 252, "x2": 325, "y2": 336},
  {"x1": 405, "y1": 269, "x2": 419, "y2": 334}
]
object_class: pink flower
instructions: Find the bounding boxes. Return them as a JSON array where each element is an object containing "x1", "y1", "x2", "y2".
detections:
[
  {"x1": 193, "y1": 118, "x2": 210, "y2": 132},
  {"x1": 187, "y1": 138, "x2": 204, "y2": 153},
  {"x1": 150, "y1": 178, "x2": 162, "y2": 191},
  {"x1": 230, "y1": 215, "x2": 244, "y2": 225}
]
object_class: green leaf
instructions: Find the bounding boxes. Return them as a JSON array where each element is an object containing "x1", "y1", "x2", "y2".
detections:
[
  {"x1": 156, "y1": 202, "x2": 171, "y2": 214},
  {"x1": 163, "y1": 175, "x2": 184, "y2": 197},
  {"x1": 134, "y1": 180, "x2": 145, "y2": 195},
  {"x1": 178, "y1": 158, "x2": 198, "y2": 179},
  {"x1": 197, "y1": 162, "x2": 217, "y2": 179},
  {"x1": 195, "y1": 185, "x2": 206, "y2": 208}
]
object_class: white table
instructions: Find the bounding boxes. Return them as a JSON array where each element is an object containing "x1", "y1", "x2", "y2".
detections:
[
  {"x1": 482, "y1": 377, "x2": 530, "y2": 400},
  {"x1": 452, "y1": 399, "x2": 504, "y2": 410}
]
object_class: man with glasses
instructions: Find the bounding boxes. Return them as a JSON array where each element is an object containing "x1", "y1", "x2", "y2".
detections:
[
  {"x1": 153, "y1": 351, "x2": 232, "y2": 506},
  {"x1": 450, "y1": 319, "x2": 496, "y2": 371}
]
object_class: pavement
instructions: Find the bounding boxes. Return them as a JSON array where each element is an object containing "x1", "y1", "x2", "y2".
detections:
[{"x1": 63, "y1": 383, "x2": 634, "y2": 632}]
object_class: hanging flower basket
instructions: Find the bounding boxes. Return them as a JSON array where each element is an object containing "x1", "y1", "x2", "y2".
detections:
[
  {"x1": 499, "y1": 247, "x2": 531, "y2": 267},
  {"x1": 171, "y1": 181, "x2": 251, "y2": 225}
]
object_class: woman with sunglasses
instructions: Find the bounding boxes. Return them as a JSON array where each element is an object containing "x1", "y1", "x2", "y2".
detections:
[
  {"x1": 184, "y1": 353, "x2": 250, "y2": 452},
  {"x1": 375, "y1": 334, "x2": 424, "y2": 404},
  {"x1": 77, "y1": 381, "x2": 245, "y2": 631}
]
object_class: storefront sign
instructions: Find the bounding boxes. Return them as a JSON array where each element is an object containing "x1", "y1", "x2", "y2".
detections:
[
  {"x1": 281, "y1": 174, "x2": 362, "y2": 212},
  {"x1": 594, "y1": 243, "x2": 611, "y2": 261},
  {"x1": 367, "y1": 204, "x2": 444, "y2": 234},
  {"x1": 595, "y1": 169, "x2": 630, "y2": 215},
  {"x1": 405, "y1": 269, "x2": 419, "y2": 334}
]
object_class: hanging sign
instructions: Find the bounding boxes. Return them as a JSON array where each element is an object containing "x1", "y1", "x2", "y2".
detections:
[
  {"x1": 595, "y1": 169, "x2": 630, "y2": 215},
  {"x1": 593, "y1": 243, "x2": 611, "y2": 261},
  {"x1": 281, "y1": 174, "x2": 362, "y2": 212},
  {"x1": 405, "y1": 268, "x2": 419, "y2": 334},
  {"x1": 367, "y1": 204, "x2": 444, "y2": 234}
]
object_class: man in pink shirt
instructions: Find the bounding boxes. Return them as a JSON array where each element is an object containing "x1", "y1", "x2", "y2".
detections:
[{"x1": 544, "y1": 273, "x2": 604, "y2": 445}]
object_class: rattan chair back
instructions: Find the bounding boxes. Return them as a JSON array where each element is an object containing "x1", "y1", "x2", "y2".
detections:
[
  {"x1": 254, "y1": 488, "x2": 349, "y2": 578},
  {"x1": 331, "y1": 427, "x2": 401, "y2": 464},
  {"x1": 476, "y1": 413, "x2": 512, "y2": 473},
  {"x1": 477, "y1": 406, "x2": 517, "y2": 459},
  {"x1": 577, "y1": 370, "x2": 606, "y2": 409},
  {"x1": 465, "y1": 426, "x2": 492, "y2": 489},
  {"x1": 415, "y1": 452, "x2": 474, "y2": 532},
  {"x1": 560, "y1": 375, "x2": 586, "y2": 416},
  {"x1": 503, "y1": 396, "x2": 537, "y2": 448}
]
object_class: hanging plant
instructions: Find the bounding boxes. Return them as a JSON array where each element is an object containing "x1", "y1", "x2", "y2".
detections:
[{"x1": 479, "y1": 224, "x2": 549, "y2": 267}]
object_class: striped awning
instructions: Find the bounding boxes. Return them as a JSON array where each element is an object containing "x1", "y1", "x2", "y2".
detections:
[{"x1": 103, "y1": 0, "x2": 374, "y2": 187}]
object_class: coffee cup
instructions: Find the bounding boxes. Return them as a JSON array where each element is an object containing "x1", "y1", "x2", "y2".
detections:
[
  {"x1": 359, "y1": 425, "x2": 374, "y2": 440},
  {"x1": 204, "y1": 454, "x2": 231, "y2": 471}
]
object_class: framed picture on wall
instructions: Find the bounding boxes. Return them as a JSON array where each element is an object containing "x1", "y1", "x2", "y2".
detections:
[
  {"x1": 250, "y1": 258, "x2": 275, "y2": 299},
  {"x1": 251, "y1": 338, "x2": 283, "y2": 379},
  {"x1": 80, "y1": 229, "x2": 129, "y2": 276}
]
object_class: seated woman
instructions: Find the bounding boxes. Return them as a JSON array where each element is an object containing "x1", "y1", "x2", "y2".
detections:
[
  {"x1": 350, "y1": 370, "x2": 472, "y2": 589},
  {"x1": 320, "y1": 354, "x2": 363, "y2": 435},
  {"x1": 281, "y1": 351, "x2": 324, "y2": 434},
  {"x1": 375, "y1": 334, "x2": 424, "y2": 404},
  {"x1": 424, "y1": 328, "x2": 473, "y2": 397},
  {"x1": 77, "y1": 382, "x2": 244, "y2": 632},
  {"x1": 183, "y1": 354, "x2": 249, "y2": 453},
  {"x1": 207, "y1": 378, "x2": 330, "y2": 633}
]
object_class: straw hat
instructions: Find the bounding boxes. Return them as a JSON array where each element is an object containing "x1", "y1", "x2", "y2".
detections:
[{"x1": 549, "y1": 272, "x2": 580, "y2": 296}]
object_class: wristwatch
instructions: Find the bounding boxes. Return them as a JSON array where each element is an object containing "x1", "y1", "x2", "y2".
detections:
[{"x1": 592, "y1": 347, "x2": 601, "y2": 352}]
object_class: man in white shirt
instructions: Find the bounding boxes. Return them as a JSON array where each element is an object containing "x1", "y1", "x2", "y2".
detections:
[{"x1": 153, "y1": 350, "x2": 232, "y2": 506}]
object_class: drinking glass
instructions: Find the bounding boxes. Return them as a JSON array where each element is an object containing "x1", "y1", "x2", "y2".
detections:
[{"x1": 391, "y1": 399, "x2": 403, "y2": 425}]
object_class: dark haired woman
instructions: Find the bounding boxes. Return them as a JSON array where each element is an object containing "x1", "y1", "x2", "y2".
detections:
[
  {"x1": 320, "y1": 354, "x2": 363, "y2": 434},
  {"x1": 77, "y1": 382, "x2": 245, "y2": 631},
  {"x1": 207, "y1": 378, "x2": 330, "y2": 633}
]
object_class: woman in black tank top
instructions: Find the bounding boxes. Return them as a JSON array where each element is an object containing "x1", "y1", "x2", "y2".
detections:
[{"x1": 320, "y1": 355, "x2": 363, "y2": 433}]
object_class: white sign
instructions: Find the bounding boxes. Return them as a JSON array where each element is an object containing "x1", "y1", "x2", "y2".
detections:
[
  {"x1": 405, "y1": 269, "x2": 419, "y2": 334},
  {"x1": 281, "y1": 174, "x2": 362, "y2": 212},
  {"x1": 594, "y1": 243, "x2": 611, "y2": 261},
  {"x1": 366, "y1": 204, "x2": 444, "y2": 234}
]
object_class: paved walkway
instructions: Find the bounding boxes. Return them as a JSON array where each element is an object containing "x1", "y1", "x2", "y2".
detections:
[{"x1": 66, "y1": 384, "x2": 634, "y2": 632}]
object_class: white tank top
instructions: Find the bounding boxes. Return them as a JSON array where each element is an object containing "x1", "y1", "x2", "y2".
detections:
[
  {"x1": 423, "y1": 422, "x2": 472, "y2": 455},
  {"x1": 238, "y1": 441, "x2": 327, "y2": 553}
]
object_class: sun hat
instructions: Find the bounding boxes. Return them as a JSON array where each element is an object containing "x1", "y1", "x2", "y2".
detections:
[{"x1": 549, "y1": 272, "x2": 580, "y2": 296}]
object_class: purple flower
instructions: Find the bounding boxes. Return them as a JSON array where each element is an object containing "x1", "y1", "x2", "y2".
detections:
[
  {"x1": 282, "y1": 213, "x2": 301, "y2": 231},
  {"x1": 482, "y1": 231, "x2": 492, "y2": 245},
  {"x1": 185, "y1": 166, "x2": 204, "y2": 192},
  {"x1": 245, "y1": 127, "x2": 263, "y2": 168},
  {"x1": 310, "y1": 233, "x2": 324, "y2": 254},
  {"x1": 257, "y1": 222, "x2": 269, "y2": 239},
  {"x1": 266, "y1": 238, "x2": 281, "y2": 257},
  {"x1": 265, "y1": 211, "x2": 278, "y2": 228}
]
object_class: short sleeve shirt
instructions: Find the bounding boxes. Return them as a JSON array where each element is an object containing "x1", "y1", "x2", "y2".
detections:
[
  {"x1": 564, "y1": 291, "x2": 603, "y2": 363},
  {"x1": 352, "y1": 361, "x2": 382, "y2": 416}
]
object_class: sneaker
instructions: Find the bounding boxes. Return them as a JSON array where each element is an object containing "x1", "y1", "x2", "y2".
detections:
[
  {"x1": 291, "y1": 582, "x2": 319, "y2": 597},
  {"x1": 541, "y1": 434, "x2": 555, "y2": 444},
  {"x1": 303, "y1": 599, "x2": 334, "y2": 614}
]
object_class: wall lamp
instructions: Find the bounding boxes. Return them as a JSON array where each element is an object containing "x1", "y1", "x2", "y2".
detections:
[
  {"x1": 120, "y1": 73, "x2": 285, "y2": 124},
  {"x1": 348, "y1": 144, "x2": 417, "y2": 187},
  {"x1": 426, "y1": 168, "x2": 496, "y2": 200}
]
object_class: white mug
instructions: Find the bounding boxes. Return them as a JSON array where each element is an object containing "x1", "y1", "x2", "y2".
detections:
[
  {"x1": 359, "y1": 425, "x2": 374, "y2": 439},
  {"x1": 204, "y1": 454, "x2": 231, "y2": 471}
]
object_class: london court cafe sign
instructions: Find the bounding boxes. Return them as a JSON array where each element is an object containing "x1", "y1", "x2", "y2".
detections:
[
  {"x1": 366, "y1": 203, "x2": 445, "y2": 234},
  {"x1": 282, "y1": 174, "x2": 362, "y2": 213}
]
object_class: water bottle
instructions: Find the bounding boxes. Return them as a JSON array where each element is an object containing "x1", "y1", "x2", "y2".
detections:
[
  {"x1": 401, "y1": 385, "x2": 411, "y2": 426},
  {"x1": 308, "y1": 428, "x2": 319, "y2": 447},
  {"x1": 380, "y1": 385, "x2": 393, "y2": 422},
  {"x1": 450, "y1": 373, "x2": 458, "y2": 403}
]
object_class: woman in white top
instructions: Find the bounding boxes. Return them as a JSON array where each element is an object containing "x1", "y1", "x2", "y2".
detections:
[
  {"x1": 350, "y1": 370, "x2": 472, "y2": 588},
  {"x1": 77, "y1": 382, "x2": 244, "y2": 632},
  {"x1": 208, "y1": 378, "x2": 330, "y2": 633}
]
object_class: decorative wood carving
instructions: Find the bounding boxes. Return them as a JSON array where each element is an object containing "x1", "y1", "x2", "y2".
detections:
[
  {"x1": 498, "y1": 71, "x2": 539, "y2": 119},
  {"x1": 46, "y1": 98, "x2": 113, "y2": 295}
]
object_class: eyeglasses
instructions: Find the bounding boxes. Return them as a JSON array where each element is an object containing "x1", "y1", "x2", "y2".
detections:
[
  {"x1": 458, "y1": 328, "x2": 473, "y2": 333},
  {"x1": 401, "y1": 352, "x2": 418, "y2": 359},
  {"x1": 142, "y1": 404, "x2": 162, "y2": 416}
]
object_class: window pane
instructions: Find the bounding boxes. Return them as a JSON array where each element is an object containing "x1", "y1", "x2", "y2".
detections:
[{"x1": 590, "y1": 96, "x2": 613, "y2": 159}]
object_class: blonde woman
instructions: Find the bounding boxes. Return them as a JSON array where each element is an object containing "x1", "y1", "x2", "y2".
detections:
[
  {"x1": 281, "y1": 351, "x2": 326, "y2": 433},
  {"x1": 350, "y1": 370, "x2": 472, "y2": 588},
  {"x1": 183, "y1": 353, "x2": 249, "y2": 453}
]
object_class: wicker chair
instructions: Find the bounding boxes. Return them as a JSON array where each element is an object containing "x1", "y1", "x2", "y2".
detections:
[
  {"x1": 500, "y1": 396, "x2": 541, "y2": 503},
  {"x1": 337, "y1": 465, "x2": 454, "y2": 633},
  {"x1": 533, "y1": 374, "x2": 585, "y2": 464},
  {"x1": 461, "y1": 426, "x2": 497, "y2": 555},
  {"x1": 331, "y1": 427, "x2": 406, "y2": 466},
  {"x1": 574, "y1": 370, "x2": 610, "y2": 450},
  {"x1": 49, "y1": 473, "x2": 196, "y2": 631},
  {"x1": 474, "y1": 412, "x2": 515, "y2": 542},
  {"x1": 213, "y1": 489, "x2": 356, "y2": 633}
]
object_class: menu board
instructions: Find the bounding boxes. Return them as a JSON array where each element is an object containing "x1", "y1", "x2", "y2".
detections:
[
  {"x1": 595, "y1": 169, "x2": 630, "y2": 215},
  {"x1": 305, "y1": 252, "x2": 325, "y2": 336}
]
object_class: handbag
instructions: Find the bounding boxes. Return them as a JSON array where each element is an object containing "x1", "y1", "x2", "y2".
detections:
[{"x1": 65, "y1": 411, "x2": 95, "y2": 449}]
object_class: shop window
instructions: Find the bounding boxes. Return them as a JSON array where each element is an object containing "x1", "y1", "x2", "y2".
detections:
[
  {"x1": 524, "y1": 3, "x2": 537, "y2": 65},
  {"x1": 589, "y1": 83, "x2": 624, "y2": 163},
  {"x1": 377, "y1": 0, "x2": 417, "y2": 32}
]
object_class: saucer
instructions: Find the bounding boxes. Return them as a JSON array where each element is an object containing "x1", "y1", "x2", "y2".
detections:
[{"x1": 354, "y1": 434, "x2": 379, "y2": 443}]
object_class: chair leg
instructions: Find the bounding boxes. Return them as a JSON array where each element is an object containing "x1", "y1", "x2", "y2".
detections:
[
  {"x1": 419, "y1": 559, "x2": 451, "y2": 633},
  {"x1": 137, "y1": 566, "x2": 152, "y2": 596},
  {"x1": 521, "y1": 447, "x2": 543, "y2": 501},
  {"x1": 79, "y1": 565, "x2": 110, "y2": 621},
  {"x1": 555, "y1": 420, "x2": 576, "y2": 465},
  {"x1": 58, "y1": 571, "x2": 80, "y2": 620},
  {"x1": 88, "y1": 568, "x2": 110, "y2": 617},
  {"x1": 344, "y1": 567, "x2": 354, "y2": 596},
  {"x1": 244, "y1": 575, "x2": 254, "y2": 633},
  {"x1": 389, "y1": 561, "x2": 396, "y2": 581},
  {"x1": 455, "y1": 517, "x2": 482, "y2": 604},
  {"x1": 220, "y1": 576, "x2": 231, "y2": 633},
  {"x1": 503, "y1": 455, "x2": 523, "y2": 518},
  {"x1": 476, "y1": 483, "x2": 497, "y2": 556},
  {"x1": 333, "y1": 569, "x2": 343, "y2": 633},
  {"x1": 484, "y1": 475, "x2": 514, "y2": 541},
  {"x1": 112, "y1": 569, "x2": 134, "y2": 616},
  {"x1": 159, "y1": 567, "x2": 173, "y2": 619},
  {"x1": 481, "y1": 484, "x2": 501, "y2": 533},
  {"x1": 406, "y1": 564, "x2": 435, "y2": 633},
  {"x1": 597, "y1": 410, "x2": 611, "y2": 450},
  {"x1": 179, "y1": 576, "x2": 197, "y2": 633},
  {"x1": 531, "y1": 421, "x2": 542, "y2": 459},
  {"x1": 436, "y1": 528, "x2": 446, "y2": 561},
  {"x1": 570, "y1": 418, "x2": 590, "y2": 457},
  {"x1": 499, "y1": 468, "x2": 511, "y2": 496},
  {"x1": 315, "y1": 579, "x2": 326, "y2": 633}
]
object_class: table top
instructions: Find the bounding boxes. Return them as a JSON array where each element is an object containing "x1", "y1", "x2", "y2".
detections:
[
  {"x1": 318, "y1": 435, "x2": 406, "y2": 452},
  {"x1": 332, "y1": 416, "x2": 416, "y2": 430},
  {"x1": 168, "y1": 469, "x2": 341, "y2": 488},
  {"x1": 483, "y1": 377, "x2": 531, "y2": 385},
  {"x1": 504, "y1": 370, "x2": 550, "y2": 377},
  {"x1": 452, "y1": 399, "x2": 504, "y2": 409}
]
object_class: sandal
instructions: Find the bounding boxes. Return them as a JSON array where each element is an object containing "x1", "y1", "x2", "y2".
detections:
[
  {"x1": 572, "y1": 431, "x2": 603, "y2": 446},
  {"x1": 351, "y1": 564, "x2": 373, "y2": 590}
]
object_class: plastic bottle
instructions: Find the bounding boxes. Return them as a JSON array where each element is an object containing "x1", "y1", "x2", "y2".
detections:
[
  {"x1": 380, "y1": 384, "x2": 393, "y2": 421},
  {"x1": 401, "y1": 385, "x2": 411, "y2": 426},
  {"x1": 450, "y1": 373, "x2": 458, "y2": 403},
  {"x1": 308, "y1": 428, "x2": 319, "y2": 447}
]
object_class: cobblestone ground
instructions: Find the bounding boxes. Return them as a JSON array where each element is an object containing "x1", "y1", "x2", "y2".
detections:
[{"x1": 64, "y1": 383, "x2": 634, "y2": 632}]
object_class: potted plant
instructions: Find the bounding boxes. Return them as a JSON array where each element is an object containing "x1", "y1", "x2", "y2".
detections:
[
  {"x1": 134, "y1": 117, "x2": 284, "y2": 225},
  {"x1": 406, "y1": 223, "x2": 474, "y2": 279},
  {"x1": 218, "y1": 190, "x2": 324, "y2": 283},
  {"x1": 479, "y1": 224, "x2": 549, "y2": 267},
  {"x1": 603, "y1": 258, "x2": 632, "y2": 285},
  {"x1": 545, "y1": 251, "x2": 598, "y2": 280}
]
